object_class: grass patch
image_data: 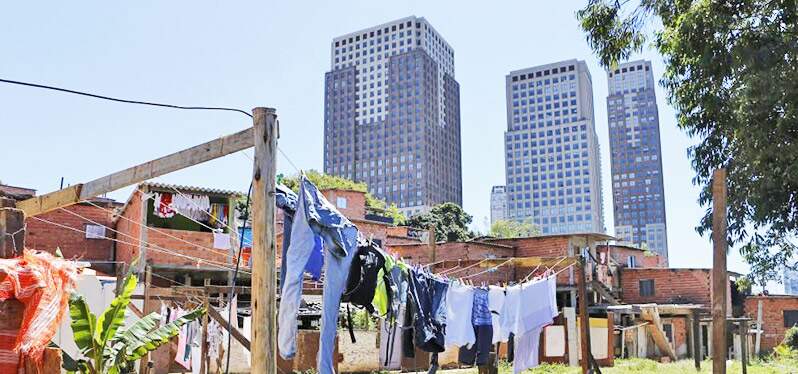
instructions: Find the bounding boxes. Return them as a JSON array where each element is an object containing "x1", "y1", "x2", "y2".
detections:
[{"x1": 490, "y1": 357, "x2": 798, "y2": 373}]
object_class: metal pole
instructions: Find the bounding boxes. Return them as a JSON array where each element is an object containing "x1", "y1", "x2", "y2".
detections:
[
  {"x1": 711, "y1": 168, "x2": 728, "y2": 374},
  {"x1": 250, "y1": 107, "x2": 278, "y2": 374}
]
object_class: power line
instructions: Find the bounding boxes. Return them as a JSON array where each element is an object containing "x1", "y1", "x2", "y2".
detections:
[{"x1": 0, "y1": 78, "x2": 253, "y2": 118}]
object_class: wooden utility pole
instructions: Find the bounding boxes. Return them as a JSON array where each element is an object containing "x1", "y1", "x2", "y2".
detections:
[
  {"x1": 692, "y1": 310, "x2": 702, "y2": 371},
  {"x1": 250, "y1": 107, "x2": 278, "y2": 374},
  {"x1": 140, "y1": 266, "x2": 153, "y2": 374},
  {"x1": 711, "y1": 168, "x2": 727, "y2": 374},
  {"x1": 576, "y1": 255, "x2": 592, "y2": 374}
]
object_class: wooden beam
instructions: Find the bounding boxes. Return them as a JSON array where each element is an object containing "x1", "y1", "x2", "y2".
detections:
[
  {"x1": 250, "y1": 107, "x2": 278, "y2": 374},
  {"x1": 17, "y1": 127, "x2": 255, "y2": 217},
  {"x1": 208, "y1": 305, "x2": 251, "y2": 351},
  {"x1": 740, "y1": 322, "x2": 748, "y2": 374},
  {"x1": 200, "y1": 279, "x2": 210, "y2": 374},
  {"x1": 711, "y1": 168, "x2": 727, "y2": 374},
  {"x1": 640, "y1": 306, "x2": 677, "y2": 361},
  {"x1": 15, "y1": 185, "x2": 82, "y2": 218}
]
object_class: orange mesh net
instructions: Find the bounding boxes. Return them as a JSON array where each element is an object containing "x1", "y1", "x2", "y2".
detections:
[{"x1": 0, "y1": 250, "x2": 77, "y2": 369}]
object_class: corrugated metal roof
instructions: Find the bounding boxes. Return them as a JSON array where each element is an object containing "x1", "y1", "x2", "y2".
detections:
[{"x1": 140, "y1": 182, "x2": 243, "y2": 196}]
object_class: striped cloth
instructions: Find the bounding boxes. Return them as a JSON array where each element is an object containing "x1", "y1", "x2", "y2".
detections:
[{"x1": 0, "y1": 250, "x2": 77, "y2": 371}]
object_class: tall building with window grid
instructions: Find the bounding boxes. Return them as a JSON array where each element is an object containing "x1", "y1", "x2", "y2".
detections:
[
  {"x1": 504, "y1": 60, "x2": 604, "y2": 234},
  {"x1": 324, "y1": 16, "x2": 462, "y2": 217},
  {"x1": 607, "y1": 60, "x2": 668, "y2": 262},
  {"x1": 490, "y1": 185, "x2": 507, "y2": 224}
]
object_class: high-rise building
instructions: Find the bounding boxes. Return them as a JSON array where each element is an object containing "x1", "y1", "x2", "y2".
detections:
[
  {"x1": 784, "y1": 267, "x2": 798, "y2": 295},
  {"x1": 504, "y1": 60, "x2": 604, "y2": 234},
  {"x1": 490, "y1": 185, "x2": 507, "y2": 224},
  {"x1": 323, "y1": 16, "x2": 462, "y2": 217},
  {"x1": 607, "y1": 60, "x2": 668, "y2": 262}
]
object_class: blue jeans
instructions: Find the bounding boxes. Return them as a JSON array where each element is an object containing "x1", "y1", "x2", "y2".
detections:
[
  {"x1": 277, "y1": 177, "x2": 357, "y2": 373},
  {"x1": 277, "y1": 185, "x2": 323, "y2": 289}
]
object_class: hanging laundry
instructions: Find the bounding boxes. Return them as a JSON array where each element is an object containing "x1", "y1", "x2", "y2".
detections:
[
  {"x1": 277, "y1": 176, "x2": 358, "y2": 374},
  {"x1": 209, "y1": 202, "x2": 228, "y2": 227},
  {"x1": 174, "y1": 308, "x2": 192, "y2": 370},
  {"x1": 406, "y1": 267, "x2": 448, "y2": 353},
  {"x1": 509, "y1": 277, "x2": 559, "y2": 374},
  {"x1": 459, "y1": 287, "x2": 493, "y2": 366},
  {"x1": 444, "y1": 281, "x2": 475, "y2": 349},
  {"x1": 488, "y1": 285, "x2": 507, "y2": 344},
  {"x1": 213, "y1": 231, "x2": 231, "y2": 250},
  {"x1": 154, "y1": 192, "x2": 175, "y2": 218},
  {"x1": 276, "y1": 184, "x2": 324, "y2": 287}
]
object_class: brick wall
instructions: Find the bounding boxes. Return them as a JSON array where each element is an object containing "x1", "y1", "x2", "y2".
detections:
[
  {"x1": 25, "y1": 202, "x2": 117, "y2": 273},
  {"x1": 321, "y1": 189, "x2": 366, "y2": 220},
  {"x1": 598, "y1": 245, "x2": 662, "y2": 268},
  {"x1": 145, "y1": 228, "x2": 229, "y2": 267},
  {"x1": 115, "y1": 191, "x2": 142, "y2": 269},
  {"x1": 621, "y1": 268, "x2": 713, "y2": 305},
  {"x1": 744, "y1": 296, "x2": 798, "y2": 352},
  {"x1": 484, "y1": 236, "x2": 571, "y2": 258}
]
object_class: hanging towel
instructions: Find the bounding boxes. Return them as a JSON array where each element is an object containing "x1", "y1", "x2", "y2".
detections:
[{"x1": 213, "y1": 232, "x2": 231, "y2": 250}]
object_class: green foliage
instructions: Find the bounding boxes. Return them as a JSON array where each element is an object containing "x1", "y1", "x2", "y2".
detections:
[
  {"x1": 784, "y1": 326, "x2": 798, "y2": 351},
  {"x1": 245, "y1": 170, "x2": 406, "y2": 225},
  {"x1": 490, "y1": 219, "x2": 541, "y2": 238},
  {"x1": 406, "y1": 202, "x2": 474, "y2": 242},
  {"x1": 67, "y1": 274, "x2": 204, "y2": 374},
  {"x1": 349, "y1": 308, "x2": 375, "y2": 330},
  {"x1": 735, "y1": 277, "x2": 753, "y2": 293},
  {"x1": 578, "y1": 0, "x2": 798, "y2": 283}
]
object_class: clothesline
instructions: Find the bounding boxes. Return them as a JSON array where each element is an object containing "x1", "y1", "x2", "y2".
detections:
[{"x1": 28, "y1": 215, "x2": 249, "y2": 275}]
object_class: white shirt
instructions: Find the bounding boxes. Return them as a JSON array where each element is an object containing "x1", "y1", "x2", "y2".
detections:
[
  {"x1": 444, "y1": 282, "x2": 476, "y2": 348},
  {"x1": 488, "y1": 285, "x2": 508, "y2": 343}
]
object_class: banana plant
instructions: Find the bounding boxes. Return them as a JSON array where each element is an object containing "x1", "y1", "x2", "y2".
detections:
[{"x1": 67, "y1": 273, "x2": 205, "y2": 374}]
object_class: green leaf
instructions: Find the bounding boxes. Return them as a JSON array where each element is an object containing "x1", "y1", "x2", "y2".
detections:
[
  {"x1": 68, "y1": 293, "x2": 98, "y2": 356},
  {"x1": 124, "y1": 308, "x2": 204, "y2": 361},
  {"x1": 103, "y1": 312, "x2": 161, "y2": 371},
  {"x1": 95, "y1": 274, "x2": 137, "y2": 349}
]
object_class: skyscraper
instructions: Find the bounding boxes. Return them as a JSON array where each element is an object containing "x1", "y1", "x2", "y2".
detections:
[
  {"x1": 504, "y1": 60, "x2": 604, "y2": 234},
  {"x1": 607, "y1": 60, "x2": 668, "y2": 262},
  {"x1": 323, "y1": 16, "x2": 462, "y2": 217},
  {"x1": 490, "y1": 185, "x2": 507, "y2": 224},
  {"x1": 784, "y1": 267, "x2": 798, "y2": 295}
]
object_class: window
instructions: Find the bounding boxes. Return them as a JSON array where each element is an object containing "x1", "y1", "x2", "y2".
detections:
[
  {"x1": 784, "y1": 310, "x2": 798, "y2": 328},
  {"x1": 639, "y1": 279, "x2": 654, "y2": 297},
  {"x1": 336, "y1": 197, "x2": 348, "y2": 209},
  {"x1": 85, "y1": 224, "x2": 106, "y2": 239}
]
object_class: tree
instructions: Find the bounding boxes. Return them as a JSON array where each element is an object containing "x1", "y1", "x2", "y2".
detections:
[
  {"x1": 578, "y1": 0, "x2": 798, "y2": 285},
  {"x1": 490, "y1": 219, "x2": 541, "y2": 238},
  {"x1": 406, "y1": 202, "x2": 474, "y2": 242},
  {"x1": 66, "y1": 274, "x2": 204, "y2": 373}
]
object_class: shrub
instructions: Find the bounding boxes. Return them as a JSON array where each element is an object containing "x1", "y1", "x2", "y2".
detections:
[{"x1": 784, "y1": 326, "x2": 798, "y2": 350}]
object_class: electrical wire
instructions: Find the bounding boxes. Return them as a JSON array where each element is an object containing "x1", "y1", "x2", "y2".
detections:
[
  {"x1": 0, "y1": 78, "x2": 253, "y2": 118},
  {"x1": 226, "y1": 182, "x2": 252, "y2": 374}
]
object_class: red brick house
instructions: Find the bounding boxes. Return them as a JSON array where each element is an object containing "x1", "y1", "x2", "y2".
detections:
[
  {"x1": 620, "y1": 268, "x2": 723, "y2": 306},
  {"x1": 114, "y1": 182, "x2": 241, "y2": 284},
  {"x1": 744, "y1": 295, "x2": 798, "y2": 352},
  {"x1": 1, "y1": 184, "x2": 121, "y2": 274}
]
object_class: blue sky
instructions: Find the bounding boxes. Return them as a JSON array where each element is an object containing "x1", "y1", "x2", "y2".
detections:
[{"x1": 0, "y1": 1, "x2": 761, "y2": 281}]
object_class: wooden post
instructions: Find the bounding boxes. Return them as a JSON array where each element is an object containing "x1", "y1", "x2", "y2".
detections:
[
  {"x1": 740, "y1": 322, "x2": 748, "y2": 374},
  {"x1": 0, "y1": 198, "x2": 25, "y2": 258},
  {"x1": 692, "y1": 310, "x2": 701, "y2": 370},
  {"x1": 576, "y1": 256, "x2": 591, "y2": 374},
  {"x1": 754, "y1": 300, "x2": 763, "y2": 356},
  {"x1": 200, "y1": 279, "x2": 211, "y2": 374},
  {"x1": 140, "y1": 266, "x2": 153, "y2": 374},
  {"x1": 429, "y1": 224, "x2": 436, "y2": 262},
  {"x1": 564, "y1": 307, "x2": 578, "y2": 366},
  {"x1": 711, "y1": 168, "x2": 727, "y2": 374},
  {"x1": 250, "y1": 107, "x2": 278, "y2": 374}
]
